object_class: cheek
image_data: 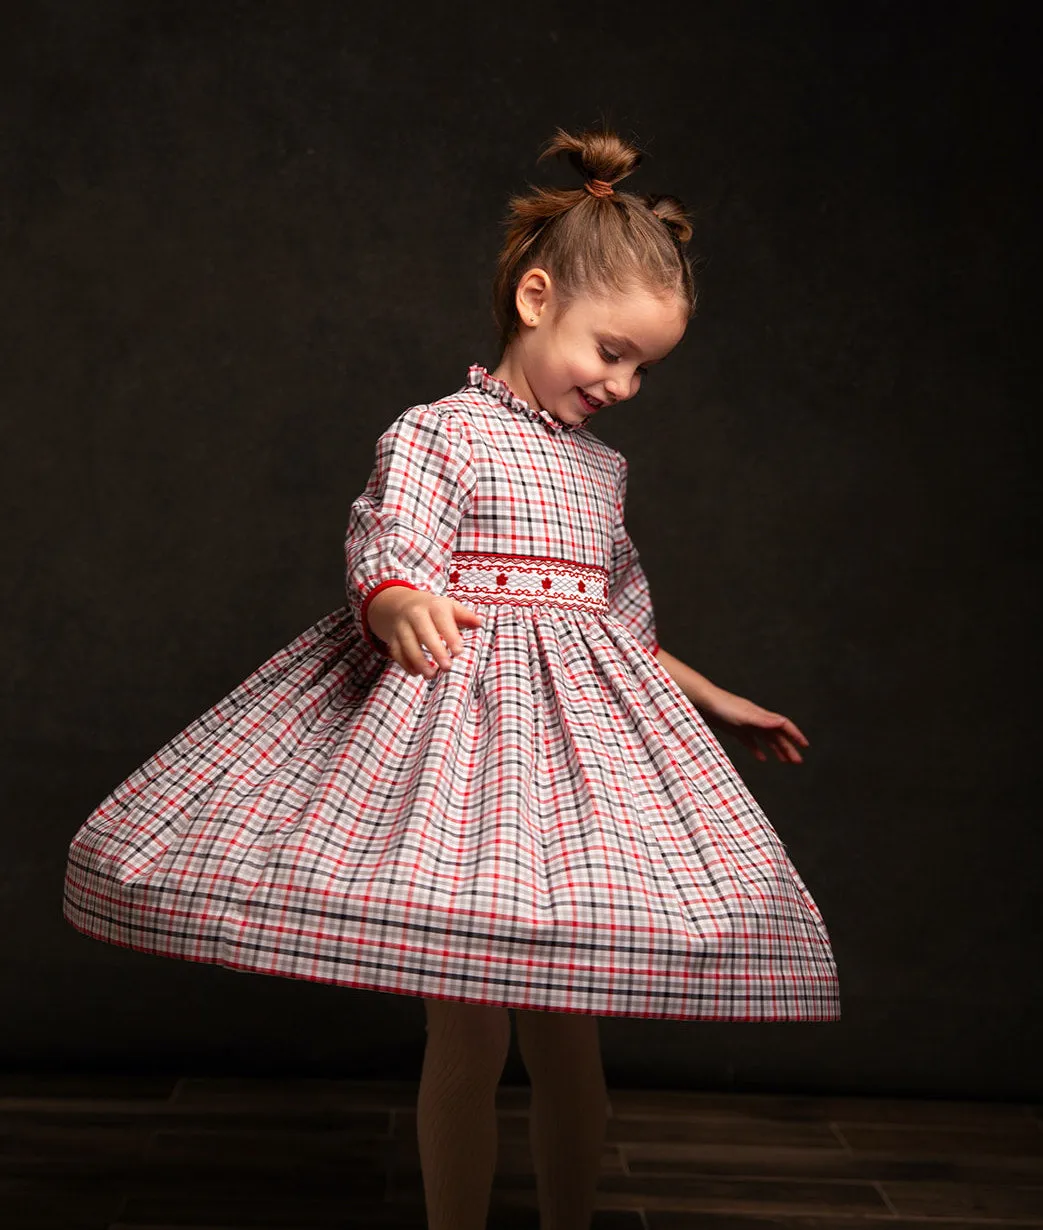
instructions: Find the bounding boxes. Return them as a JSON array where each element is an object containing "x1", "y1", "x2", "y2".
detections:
[
  {"x1": 558, "y1": 346, "x2": 601, "y2": 386},
  {"x1": 572, "y1": 360, "x2": 604, "y2": 389},
  {"x1": 536, "y1": 331, "x2": 599, "y2": 389}
]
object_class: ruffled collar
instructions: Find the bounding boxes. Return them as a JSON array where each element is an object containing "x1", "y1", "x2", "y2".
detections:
[{"x1": 465, "y1": 364, "x2": 585, "y2": 434}]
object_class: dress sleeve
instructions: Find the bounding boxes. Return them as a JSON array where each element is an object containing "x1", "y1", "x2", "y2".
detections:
[
  {"x1": 344, "y1": 404, "x2": 476, "y2": 657},
  {"x1": 607, "y1": 454, "x2": 659, "y2": 656}
]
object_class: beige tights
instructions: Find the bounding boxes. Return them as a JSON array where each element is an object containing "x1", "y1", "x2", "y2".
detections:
[{"x1": 418, "y1": 997, "x2": 609, "y2": 1230}]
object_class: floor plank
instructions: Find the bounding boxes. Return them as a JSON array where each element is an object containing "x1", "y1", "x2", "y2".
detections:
[{"x1": 0, "y1": 1075, "x2": 1039, "y2": 1228}]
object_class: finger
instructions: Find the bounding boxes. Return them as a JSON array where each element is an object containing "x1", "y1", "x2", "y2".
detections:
[
  {"x1": 432, "y1": 604, "x2": 468, "y2": 657},
  {"x1": 415, "y1": 609, "x2": 455, "y2": 672},
  {"x1": 764, "y1": 732, "x2": 790, "y2": 762},
  {"x1": 452, "y1": 599, "x2": 484, "y2": 628},
  {"x1": 783, "y1": 730, "x2": 806, "y2": 761},
  {"x1": 772, "y1": 731, "x2": 803, "y2": 763},
  {"x1": 756, "y1": 714, "x2": 806, "y2": 760},
  {"x1": 385, "y1": 634, "x2": 416, "y2": 677},
  {"x1": 778, "y1": 715, "x2": 810, "y2": 747},
  {"x1": 736, "y1": 730, "x2": 767, "y2": 761},
  {"x1": 752, "y1": 728, "x2": 777, "y2": 757},
  {"x1": 396, "y1": 622, "x2": 437, "y2": 678}
]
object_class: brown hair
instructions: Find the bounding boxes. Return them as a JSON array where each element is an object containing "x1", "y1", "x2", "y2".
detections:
[{"x1": 492, "y1": 125, "x2": 697, "y2": 353}]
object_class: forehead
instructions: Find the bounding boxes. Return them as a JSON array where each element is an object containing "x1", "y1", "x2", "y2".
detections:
[{"x1": 569, "y1": 284, "x2": 687, "y2": 354}]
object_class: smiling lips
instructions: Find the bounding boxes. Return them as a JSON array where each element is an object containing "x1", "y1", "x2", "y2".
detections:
[{"x1": 578, "y1": 389, "x2": 603, "y2": 414}]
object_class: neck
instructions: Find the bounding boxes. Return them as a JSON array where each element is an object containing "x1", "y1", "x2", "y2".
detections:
[{"x1": 490, "y1": 346, "x2": 538, "y2": 409}]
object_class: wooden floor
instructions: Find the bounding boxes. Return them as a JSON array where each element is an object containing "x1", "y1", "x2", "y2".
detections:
[{"x1": 1, "y1": 1073, "x2": 1041, "y2": 1228}]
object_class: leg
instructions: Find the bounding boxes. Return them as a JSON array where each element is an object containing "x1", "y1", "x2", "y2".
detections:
[
  {"x1": 515, "y1": 1008, "x2": 609, "y2": 1230},
  {"x1": 418, "y1": 996, "x2": 512, "y2": 1230}
]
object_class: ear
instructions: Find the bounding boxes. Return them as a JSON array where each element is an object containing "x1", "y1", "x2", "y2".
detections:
[{"x1": 515, "y1": 267, "x2": 553, "y2": 327}]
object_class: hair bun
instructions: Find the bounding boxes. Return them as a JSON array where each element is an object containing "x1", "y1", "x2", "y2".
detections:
[
  {"x1": 490, "y1": 125, "x2": 698, "y2": 352},
  {"x1": 538, "y1": 125, "x2": 642, "y2": 191},
  {"x1": 643, "y1": 193, "x2": 694, "y2": 246}
]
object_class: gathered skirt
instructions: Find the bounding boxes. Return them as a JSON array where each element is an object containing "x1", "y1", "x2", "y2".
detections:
[{"x1": 63, "y1": 556, "x2": 841, "y2": 1021}]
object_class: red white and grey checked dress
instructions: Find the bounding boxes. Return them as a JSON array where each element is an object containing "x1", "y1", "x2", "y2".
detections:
[{"x1": 63, "y1": 364, "x2": 841, "y2": 1021}]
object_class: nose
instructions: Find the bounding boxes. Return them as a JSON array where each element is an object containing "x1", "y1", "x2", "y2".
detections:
[{"x1": 604, "y1": 375, "x2": 633, "y2": 403}]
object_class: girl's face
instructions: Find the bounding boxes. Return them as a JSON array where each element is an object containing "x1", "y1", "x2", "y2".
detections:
[{"x1": 493, "y1": 268, "x2": 688, "y2": 427}]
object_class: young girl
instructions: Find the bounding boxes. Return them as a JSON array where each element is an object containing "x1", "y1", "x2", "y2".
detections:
[{"x1": 63, "y1": 126, "x2": 840, "y2": 1230}]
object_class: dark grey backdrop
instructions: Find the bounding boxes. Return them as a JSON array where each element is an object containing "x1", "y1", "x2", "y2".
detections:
[{"x1": 2, "y1": 0, "x2": 1038, "y2": 1099}]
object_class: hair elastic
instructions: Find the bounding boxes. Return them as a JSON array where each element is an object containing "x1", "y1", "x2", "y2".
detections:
[{"x1": 584, "y1": 178, "x2": 615, "y2": 199}]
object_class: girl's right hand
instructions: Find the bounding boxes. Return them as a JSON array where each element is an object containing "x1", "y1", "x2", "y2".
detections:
[{"x1": 366, "y1": 586, "x2": 483, "y2": 679}]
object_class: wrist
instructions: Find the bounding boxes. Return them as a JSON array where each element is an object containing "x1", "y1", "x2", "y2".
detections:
[{"x1": 360, "y1": 580, "x2": 418, "y2": 653}]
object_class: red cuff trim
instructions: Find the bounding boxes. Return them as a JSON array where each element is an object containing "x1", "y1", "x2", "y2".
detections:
[
  {"x1": 649, "y1": 639, "x2": 660, "y2": 655},
  {"x1": 359, "y1": 579, "x2": 418, "y2": 655}
]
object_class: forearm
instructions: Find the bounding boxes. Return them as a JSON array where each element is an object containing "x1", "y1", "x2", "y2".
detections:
[{"x1": 654, "y1": 645, "x2": 722, "y2": 712}]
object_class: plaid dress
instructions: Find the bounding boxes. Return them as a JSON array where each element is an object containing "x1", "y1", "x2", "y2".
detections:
[{"x1": 63, "y1": 365, "x2": 841, "y2": 1021}]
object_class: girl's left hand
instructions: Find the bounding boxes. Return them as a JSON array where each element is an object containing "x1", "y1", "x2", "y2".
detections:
[{"x1": 699, "y1": 688, "x2": 810, "y2": 763}]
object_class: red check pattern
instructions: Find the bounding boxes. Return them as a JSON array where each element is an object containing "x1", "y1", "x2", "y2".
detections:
[{"x1": 62, "y1": 366, "x2": 840, "y2": 1021}]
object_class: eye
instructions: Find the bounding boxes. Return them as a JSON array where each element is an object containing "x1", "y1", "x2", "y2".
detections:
[{"x1": 600, "y1": 345, "x2": 648, "y2": 377}]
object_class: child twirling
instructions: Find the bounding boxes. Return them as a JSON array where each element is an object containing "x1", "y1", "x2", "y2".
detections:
[{"x1": 64, "y1": 125, "x2": 840, "y2": 1230}]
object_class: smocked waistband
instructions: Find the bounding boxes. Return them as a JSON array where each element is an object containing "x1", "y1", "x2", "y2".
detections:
[{"x1": 444, "y1": 551, "x2": 608, "y2": 613}]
